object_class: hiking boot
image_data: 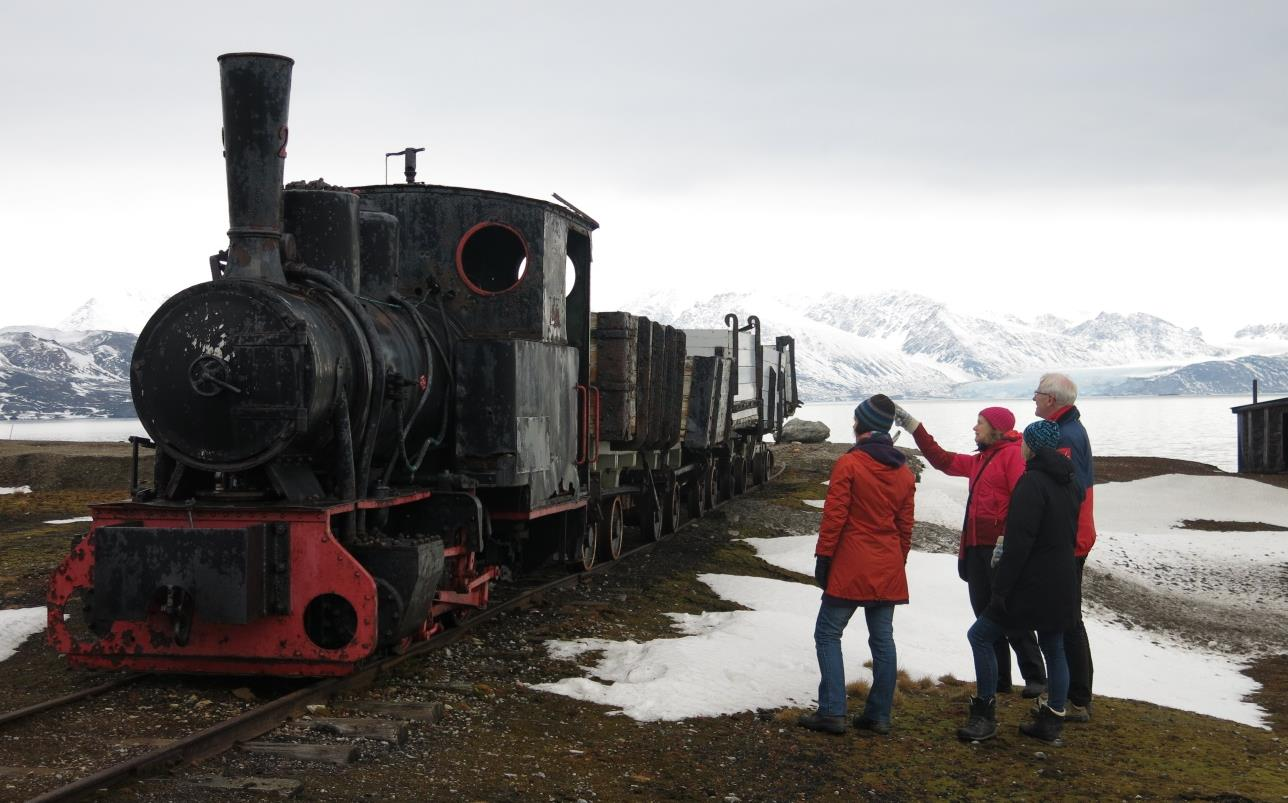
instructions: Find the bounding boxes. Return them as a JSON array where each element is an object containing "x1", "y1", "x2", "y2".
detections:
[
  {"x1": 797, "y1": 711, "x2": 847, "y2": 735},
  {"x1": 956, "y1": 696, "x2": 997, "y2": 742},
  {"x1": 1020, "y1": 701, "x2": 1065, "y2": 744},
  {"x1": 995, "y1": 681, "x2": 1014, "y2": 694},
  {"x1": 1065, "y1": 702, "x2": 1091, "y2": 723},
  {"x1": 852, "y1": 715, "x2": 892, "y2": 735},
  {"x1": 1021, "y1": 680, "x2": 1047, "y2": 699}
]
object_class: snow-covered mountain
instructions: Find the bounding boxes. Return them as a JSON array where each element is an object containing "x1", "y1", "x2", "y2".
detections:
[
  {"x1": 57, "y1": 290, "x2": 170, "y2": 334},
  {"x1": 1, "y1": 290, "x2": 1284, "y2": 419},
  {"x1": 0, "y1": 327, "x2": 135, "y2": 418},
  {"x1": 627, "y1": 290, "x2": 1275, "y2": 400},
  {"x1": 1110, "y1": 354, "x2": 1288, "y2": 396},
  {"x1": 1235, "y1": 322, "x2": 1288, "y2": 340}
]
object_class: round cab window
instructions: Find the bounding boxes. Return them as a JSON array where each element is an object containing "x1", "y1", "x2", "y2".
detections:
[{"x1": 456, "y1": 222, "x2": 528, "y2": 295}]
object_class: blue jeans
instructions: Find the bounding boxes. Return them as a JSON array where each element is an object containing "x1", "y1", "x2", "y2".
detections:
[
  {"x1": 813, "y1": 603, "x2": 897, "y2": 721},
  {"x1": 968, "y1": 616, "x2": 1070, "y2": 710}
]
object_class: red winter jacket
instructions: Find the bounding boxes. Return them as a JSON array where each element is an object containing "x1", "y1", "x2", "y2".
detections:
[
  {"x1": 814, "y1": 445, "x2": 916, "y2": 605},
  {"x1": 911, "y1": 424, "x2": 1025, "y2": 556}
]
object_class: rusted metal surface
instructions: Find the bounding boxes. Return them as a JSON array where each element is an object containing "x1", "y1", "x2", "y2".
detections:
[{"x1": 47, "y1": 507, "x2": 380, "y2": 676}]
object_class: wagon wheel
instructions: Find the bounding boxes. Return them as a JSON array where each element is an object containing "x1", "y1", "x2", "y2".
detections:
[
  {"x1": 662, "y1": 480, "x2": 682, "y2": 535},
  {"x1": 687, "y1": 468, "x2": 708, "y2": 519},
  {"x1": 600, "y1": 496, "x2": 625, "y2": 561},
  {"x1": 639, "y1": 491, "x2": 664, "y2": 542},
  {"x1": 717, "y1": 459, "x2": 733, "y2": 502},
  {"x1": 578, "y1": 514, "x2": 599, "y2": 571}
]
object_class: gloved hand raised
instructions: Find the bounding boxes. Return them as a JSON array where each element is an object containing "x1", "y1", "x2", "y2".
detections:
[
  {"x1": 892, "y1": 403, "x2": 920, "y2": 433},
  {"x1": 814, "y1": 556, "x2": 832, "y2": 590}
]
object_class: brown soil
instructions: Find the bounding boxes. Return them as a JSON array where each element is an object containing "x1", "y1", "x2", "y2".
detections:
[
  {"x1": 0, "y1": 443, "x2": 1283, "y2": 801},
  {"x1": 0, "y1": 440, "x2": 150, "y2": 492}
]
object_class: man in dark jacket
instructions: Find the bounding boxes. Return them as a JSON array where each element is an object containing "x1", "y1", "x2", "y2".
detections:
[
  {"x1": 892, "y1": 403, "x2": 1046, "y2": 698},
  {"x1": 957, "y1": 420, "x2": 1082, "y2": 745},
  {"x1": 798, "y1": 394, "x2": 916, "y2": 736},
  {"x1": 1034, "y1": 372, "x2": 1095, "y2": 722}
]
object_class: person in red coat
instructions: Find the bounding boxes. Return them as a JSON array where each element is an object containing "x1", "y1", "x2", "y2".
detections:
[
  {"x1": 891, "y1": 404, "x2": 1047, "y2": 698},
  {"x1": 798, "y1": 394, "x2": 916, "y2": 736}
]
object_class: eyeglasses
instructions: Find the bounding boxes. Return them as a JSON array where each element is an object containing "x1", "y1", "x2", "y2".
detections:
[{"x1": 1033, "y1": 391, "x2": 1053, "y2": 399}]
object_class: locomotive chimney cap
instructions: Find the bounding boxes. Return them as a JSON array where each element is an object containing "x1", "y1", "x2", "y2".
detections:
[{"x1": 218, "y1": 52, "x2": 295, "y2": 64}]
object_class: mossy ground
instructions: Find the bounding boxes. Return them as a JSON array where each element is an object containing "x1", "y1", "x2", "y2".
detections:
[{"x1": 0, "y1": 488, "x2": 109, "y2": 606}]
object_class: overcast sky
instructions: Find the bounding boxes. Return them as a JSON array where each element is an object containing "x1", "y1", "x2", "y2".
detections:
[{"x1": 2, "y1": 1, "x2": 1285, "y2": 338}]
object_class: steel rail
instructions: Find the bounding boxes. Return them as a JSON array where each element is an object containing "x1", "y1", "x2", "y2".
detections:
[
  {"x1": 29, "y1": 458, "x2": 786, "y2": 802},
  {"x1": 0, "y1": 674, "x2": 145, "y2": 729}
]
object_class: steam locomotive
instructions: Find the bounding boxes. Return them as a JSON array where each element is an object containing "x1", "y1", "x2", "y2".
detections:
[{"x1": 46, "y1": 53, "x2": 800, "y2": 677}]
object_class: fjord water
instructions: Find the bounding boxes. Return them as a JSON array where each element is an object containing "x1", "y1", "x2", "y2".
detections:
[
  {"x1": 0, "y1": 394, "x2": 1262, "y2": 473},
  {"x1": 4, "y1": 418, "x2": 145, "y2": 444},
  {"x1": 800, "y1": 395, "x2": 1260, "y2": 473}
]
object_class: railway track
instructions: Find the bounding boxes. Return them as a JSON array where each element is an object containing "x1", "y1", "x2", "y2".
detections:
[{"x1": 3, "y1": 464, "x2": 787, "y2": 802}]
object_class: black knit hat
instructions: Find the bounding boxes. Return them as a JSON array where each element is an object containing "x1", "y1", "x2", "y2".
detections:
[{"x1": 854, "y1": 394, "x2": 896, "y2": 434}]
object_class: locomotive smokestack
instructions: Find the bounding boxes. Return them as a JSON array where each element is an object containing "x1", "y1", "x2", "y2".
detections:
[{"x1": 218, "y1": 52, "x2": 294, "y2": 284}]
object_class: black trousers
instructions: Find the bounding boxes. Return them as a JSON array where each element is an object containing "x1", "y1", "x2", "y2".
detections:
[
  {"x1": 1064, "y1": 555, "x2": 1094, "y2": 706},
  {"x1": 964, "y1": 546, "x2": 1046, "y2": 688}
]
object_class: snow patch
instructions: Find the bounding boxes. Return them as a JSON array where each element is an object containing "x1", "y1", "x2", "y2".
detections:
[
  {"x1": 0, "y1": 607, "x2": 47, "y2": 661},
  {"x1": 532, "y1": 472, "x2": 1276, "y2": 728}
]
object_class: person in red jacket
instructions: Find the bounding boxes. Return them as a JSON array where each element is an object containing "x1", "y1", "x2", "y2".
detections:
[
  {"x1": 798, "y1": 394, "x2": 916, "y2": 736},
  {"x1": 892, "y1": 403, "x2": 1047, "y2": 699}
]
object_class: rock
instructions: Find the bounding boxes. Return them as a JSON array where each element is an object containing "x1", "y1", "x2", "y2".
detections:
[
  {"x1": 231, "y1": 687, "x2": 257, "y2": 702},
  {"x1": 779, "y1": 419, "x2": 830, "y2": 443}
]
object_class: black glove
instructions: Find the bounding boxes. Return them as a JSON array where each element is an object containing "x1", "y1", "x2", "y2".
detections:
[
  {"x1": 984, "y1": 595, "x2": 1007, "y2": 622},
  {"x1": 957, "y1": 558, "x2": 968, "y2": 582},
  {"x1": 814, "y1": 556, "x2": 832, "y2": 590}
]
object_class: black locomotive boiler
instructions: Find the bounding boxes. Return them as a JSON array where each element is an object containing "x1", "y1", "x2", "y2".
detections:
[{"x1": 46, "y1": 53, "x2": 800, "y2": 676}]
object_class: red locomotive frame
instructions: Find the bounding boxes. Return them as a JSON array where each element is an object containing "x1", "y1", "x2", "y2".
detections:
[{"x1": 46, "y1": 491, "x2": 496, "y2": 677}]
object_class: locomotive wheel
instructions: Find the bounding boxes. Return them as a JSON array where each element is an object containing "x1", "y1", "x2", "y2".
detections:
[
  {"x1": 600, "y1": 497, "x2": 625, "y2": 560},
  {"x1": 753, "y1": 451, "x2": 768, "y2": 486},
  {"x1": 445, "y1": 607, "x2": 475, "y2": 627},
  {"x1": 662, "y1": 481, "x2": 681, "y2": 535},
  {"x1": 579, "y1": 516, "x2": 599, "y2": 571},
  {"x1": 705, "y1": 463, "x2": 718, "y2": 509}
]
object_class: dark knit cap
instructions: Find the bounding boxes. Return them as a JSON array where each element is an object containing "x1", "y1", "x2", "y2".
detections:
[
  {"x1": 1023, "y1": 420, "x2": 1061, "y2": 452},
  {"x1": 854, "y1": 394, "x2": 896, "y2": 434}
]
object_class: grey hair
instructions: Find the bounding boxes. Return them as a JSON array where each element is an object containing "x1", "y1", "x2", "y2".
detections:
[{"x1": 1037, "y1": 373, "x2": 1078, "y2": 406}]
